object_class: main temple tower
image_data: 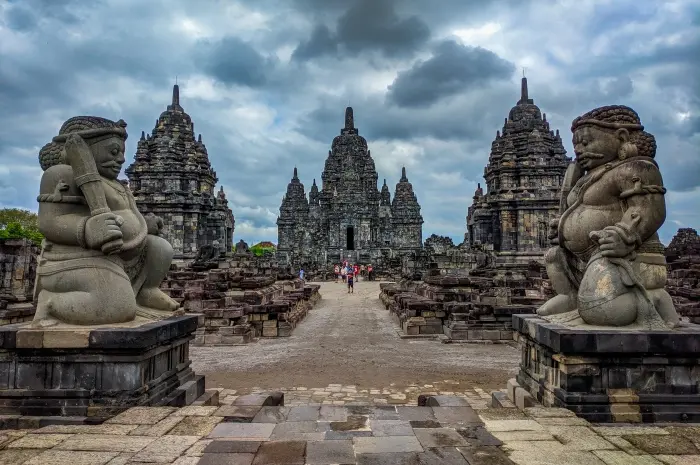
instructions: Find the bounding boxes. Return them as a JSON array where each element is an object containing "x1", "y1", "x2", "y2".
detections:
[{"x1": 277, "y1": 107, "x2": 423, "y2": 267}]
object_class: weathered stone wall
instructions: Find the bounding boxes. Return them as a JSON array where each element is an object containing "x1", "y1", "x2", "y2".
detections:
[
  {"x1": 380, "y1": 261, "x2": 549, "y2": 340},
  {"x1": 0, "y1": 238, "x2": 38, "y2": 325},
  {"x1": 161, "y1": 253, "x2": 321, "y2": 344},
  {"x1": 666, "y1": 228, "x2": 700, "y2": 323}
]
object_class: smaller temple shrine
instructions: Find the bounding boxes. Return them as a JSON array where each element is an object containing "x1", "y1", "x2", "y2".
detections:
[
  {"x1": 466, "y1": 77, "x2": 571, "y2": 263},
  {"x1": 126, "y1": 84, "x2": 234, "y2": 260}
]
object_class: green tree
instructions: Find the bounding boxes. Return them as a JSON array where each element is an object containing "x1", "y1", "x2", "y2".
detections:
[{"x1": 0, "y1": 208, "x2": 44, "y2": 245}]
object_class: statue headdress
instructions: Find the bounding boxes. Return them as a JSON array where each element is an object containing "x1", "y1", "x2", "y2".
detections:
[
  {"x1": 38, "y1": 116, "x2": 128, "y2": 171},
  {"x1": 571, "y1": 105, "x2": 656, "y2": 159}
]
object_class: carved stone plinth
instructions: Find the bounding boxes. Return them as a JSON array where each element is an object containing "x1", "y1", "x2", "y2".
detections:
[
  {"x1": 513, "y1": 314, "x2": 700, "y2": 423},
  {"x1": 0, "y1": 315, "x2": 204, "y2": 420}
]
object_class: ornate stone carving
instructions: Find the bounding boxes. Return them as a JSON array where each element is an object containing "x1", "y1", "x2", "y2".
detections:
[
  {"x1": 277, "y1": 107, "x2": 423, "y2": 268},
  {"x1": 33, "y1": 116, "x2": 181, "y2": 327},
  {"x1": 537, "y1": 105, "x2": 680, "y2": 329},
  {"x1": 466, "y1": 78, "x2": 570, "y2": 260},
  {"x1": 125, "y1": 85, "x2": 234, "y2": 260}
]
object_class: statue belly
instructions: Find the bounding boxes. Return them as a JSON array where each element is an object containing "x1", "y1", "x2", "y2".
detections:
[
  {"x1": 114, "y1": 209, "x2": 146, "y2": 244},
  {"x1": 561, "y1": 205, "x2": 620, "y2": 254}
]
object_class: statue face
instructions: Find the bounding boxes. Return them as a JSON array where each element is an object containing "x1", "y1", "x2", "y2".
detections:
[
  {"x1": 572, "y1": 125, "x2": 622, "y2": 171},
  {"x1": 90, "y1": 136, "x2": 126, "y2": 180}
]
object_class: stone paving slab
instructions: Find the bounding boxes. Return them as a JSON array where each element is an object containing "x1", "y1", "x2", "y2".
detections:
[{"x1": 3, "y1": 390, "x2": 700, "y2": 464}]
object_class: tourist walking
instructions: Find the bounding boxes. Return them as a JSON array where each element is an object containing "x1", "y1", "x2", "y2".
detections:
[
  {"x1": 353, "y1": 264, "x2": 360, "y2": 281},
  {"x1": 341, "y1": 266, "x2": 347, "y2": 283},
  {"x1": 367, "y1": 264, "x2": 373, "y2": 281},
  {"x1": 299, "y1": 268, "x2": 305, "y2": 281},
  {"x1": 347, "y1": 267, "x2": 354, "y2": 293},
  {"x1": 334, "y1": 264, "x2": 340, "y2": 282}
]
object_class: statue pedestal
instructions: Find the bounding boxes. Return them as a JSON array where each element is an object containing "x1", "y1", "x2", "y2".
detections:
[
  {"x1": 513, "y1": 314, "x2": 700, "y2": 423},
  {"x1": 0, "y1": 315, "x2": 205, "y2": 421}
]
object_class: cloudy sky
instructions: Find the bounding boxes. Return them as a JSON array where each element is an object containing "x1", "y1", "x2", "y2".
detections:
[{"x1": 0, "y1": 0, "x2": 698, "y2": 246}]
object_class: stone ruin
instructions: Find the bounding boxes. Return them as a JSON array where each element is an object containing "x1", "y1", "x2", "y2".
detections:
[
  {"x1": 160, "y1": 246, "x2": 321, "y2": 344},
  {"x1": 379, "y1": 261, "x2": 548, "y2": 340},
  {"x1": 666, "y1": 227, "x2": 700, "y2": 323},
  {"x1": 0, "y1": 238, "x2": 38, "y2": 325}
]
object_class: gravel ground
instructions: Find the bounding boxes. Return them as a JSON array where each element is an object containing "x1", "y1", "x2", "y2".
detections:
[{"x1": 191, "y1": 280, "x2": 519, "y2": 392}]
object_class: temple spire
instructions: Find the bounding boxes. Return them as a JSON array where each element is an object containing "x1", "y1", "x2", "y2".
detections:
[
  {"x1": 520, "y1": 77, "x2": 528, "y2": 103},
  {"x1": 401, "y1": 166, "x2": 407, "y2": 182},
  {"x1": 293, "y1": 167, "x2": 298, "y2": 180},
  {"x1": 172, "y1": 84, "x2": 180, "y2": 106},
  {"x1": 345, "y1": 107, "x2": 354, "y2": 129}
]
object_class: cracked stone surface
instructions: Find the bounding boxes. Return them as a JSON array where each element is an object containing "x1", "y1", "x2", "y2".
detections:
[{"x1": 2, "y1": 398, "x2": 700, "y2": 464}]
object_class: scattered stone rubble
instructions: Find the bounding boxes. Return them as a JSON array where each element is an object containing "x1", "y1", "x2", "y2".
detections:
[
  {"x1": 0, "y1": 238, "x2": 38, "y2": 325},
  {"x1": 161, "y1": 251, "x2": 320, "y2": 344},
  {"x1": 380, "y1": 262, "x2": 548, "y2": 340},
  {"x1": 666, "y1": 227, "x2": 700, "y2": 323}
]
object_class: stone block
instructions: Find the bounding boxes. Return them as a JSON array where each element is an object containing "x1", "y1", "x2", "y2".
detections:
[
  {"x1": 0, "y1": 316, "x2": 203, "y2": 419},
  {"x1": 514, "y1": 314, "x2": 700, "y2": 423},
  {"x1": 514, "y1": 387, "x2": 535, "y2": 410}
]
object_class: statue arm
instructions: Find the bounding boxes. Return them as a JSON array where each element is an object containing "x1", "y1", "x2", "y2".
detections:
[
  {"x1": 615, "y1": 161, "x2": 667, "y2": 245},
  {"x1": 36, "y1": 165, "x2": 90, "y2": 247},
  {"x1": 37, "y1": 206, "x2": 89, "y2": 247},
  {"x1": 595, "y1": 160, "x2": 667, "y2": 257}
]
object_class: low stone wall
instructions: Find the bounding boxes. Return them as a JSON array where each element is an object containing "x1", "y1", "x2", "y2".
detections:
[
  {"x1": 161, "y1": 269, "x2": 321, "y2": 345},
  {"x1": 379, "y1": 265, "x2": 547, "y2": 341}
]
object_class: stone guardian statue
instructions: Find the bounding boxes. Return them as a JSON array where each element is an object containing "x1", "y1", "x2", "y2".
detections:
[
  {"x1": 537, "y1": 105, "x2": 680, "y2": 329},
  {"x1": 33, "y1": 116, "x2": 180, "y2": 327}
]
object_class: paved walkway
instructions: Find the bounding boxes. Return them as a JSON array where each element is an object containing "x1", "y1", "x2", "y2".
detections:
[
  {"x1": 2, "y1": 393, "x2": 700, "y2": 464},
  {"x1": 192, "y1": 281, "x2": 518, "y2": 392}
]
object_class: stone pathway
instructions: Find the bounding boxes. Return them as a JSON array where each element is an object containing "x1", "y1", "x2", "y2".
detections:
[
  {"x1": 192, "y1": 281, "x2": 518, "y2": 392},
  {"x1": 1, "y1": 390, "x2": 700, "y2": 464}
]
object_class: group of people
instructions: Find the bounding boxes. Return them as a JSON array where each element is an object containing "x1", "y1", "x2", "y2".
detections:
[{"x1": 333, "y1": 262, "x2": 374, "y2": 293}]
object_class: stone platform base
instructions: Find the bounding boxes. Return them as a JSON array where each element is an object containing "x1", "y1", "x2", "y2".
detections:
[
  {"x1": 513, "y1": 314, "x2": 700, "y2": 423},
  {"x1": 0, "y1": 314, "x2": 205, "y2": 420}
]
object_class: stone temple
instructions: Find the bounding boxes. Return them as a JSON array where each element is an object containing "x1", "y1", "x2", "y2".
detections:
[
  {"x1": 466, "y1": 77, "x2": 571, "y2": 263},
  {"x1": 126, "y1": 85, "x2": 234, "y2": 260},
  {"x1": 277, "y1": 107, "x2": 423, "y2": 267}
]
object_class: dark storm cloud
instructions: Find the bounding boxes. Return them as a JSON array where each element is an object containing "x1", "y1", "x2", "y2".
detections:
[
  {"x1": 2, "y1": 0, "x2": 92, "y2": 29},
  {"x1": 298, "y1": 81, "x2": 520, "y2": 143},
  {"x1": 196, "y1": 37, "x2": 278, "y2": 88},
  {"x1": 292, "y1": 0, "x2": 431, "y2": 61},
  {"x1": 386, "y1": 40, "x2": 515, "y2": 108}
]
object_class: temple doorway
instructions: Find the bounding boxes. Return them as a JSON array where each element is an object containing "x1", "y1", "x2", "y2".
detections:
[{"x1": 346, "y1": 226, "x2": 355, "y2": 250}]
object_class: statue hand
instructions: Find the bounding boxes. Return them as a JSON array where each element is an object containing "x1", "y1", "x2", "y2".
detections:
[
  {"x1": 85, "y1": 212, "x2": 124, "y2": 251},
  {"x1": 64, "y1": 133, "x2": 92, "y2": 160},
  {"x1": 590, "y1": 229, "x2": 635, "y2": 258},
  {"x1": 145, "y1": 213, "x2": 164, "y2": 235}
]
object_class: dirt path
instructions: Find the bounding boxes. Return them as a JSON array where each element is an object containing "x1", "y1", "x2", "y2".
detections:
[{"x1": 191, "y1": 280, "x2": 519, "y2": 392}]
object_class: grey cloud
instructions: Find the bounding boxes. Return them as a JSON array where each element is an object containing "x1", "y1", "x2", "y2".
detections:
[
  {"x1": 298, "y1": 79, "x2": 525, "y2": 145},
  {"x1": 196, "y1": 37, "x2": 278, "y2": 88},
  {"x1": 291, "y1": 25, "x2": 338, "y2": 62},
  {"x1": 292, "y1": 0, "x2": 431, "y2": 61},
  {"x1": 386, "y1": 40, "x2": 515, "y2": 108},
  {"x1": 603, "y1": 76, "x2": 633, "y2": 98}
]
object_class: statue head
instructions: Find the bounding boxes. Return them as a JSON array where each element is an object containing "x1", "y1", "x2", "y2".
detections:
[
  {"x1": 39, "y1": 116, "x2": 128, "y2": 180},
  {"x1": 570, "y1": 105, "x2": 656, "y2": 171}
]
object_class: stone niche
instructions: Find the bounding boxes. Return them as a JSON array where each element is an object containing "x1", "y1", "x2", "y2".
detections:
[
  {"x1": 513, "y1": 314, "x2": 700, "y2": 423},
  {"x1": 0, "y1": 315, "x2": 204, "y2": 420}
]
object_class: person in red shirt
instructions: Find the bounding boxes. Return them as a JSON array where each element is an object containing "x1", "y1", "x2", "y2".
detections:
[{"x1": 353, "y1": 264, "x2": 360, "y2": 281}]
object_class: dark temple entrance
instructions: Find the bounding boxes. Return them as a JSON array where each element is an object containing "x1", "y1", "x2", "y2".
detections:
[{"x1": 346, "y1": 226, "x2": 355, "y2": 250}]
